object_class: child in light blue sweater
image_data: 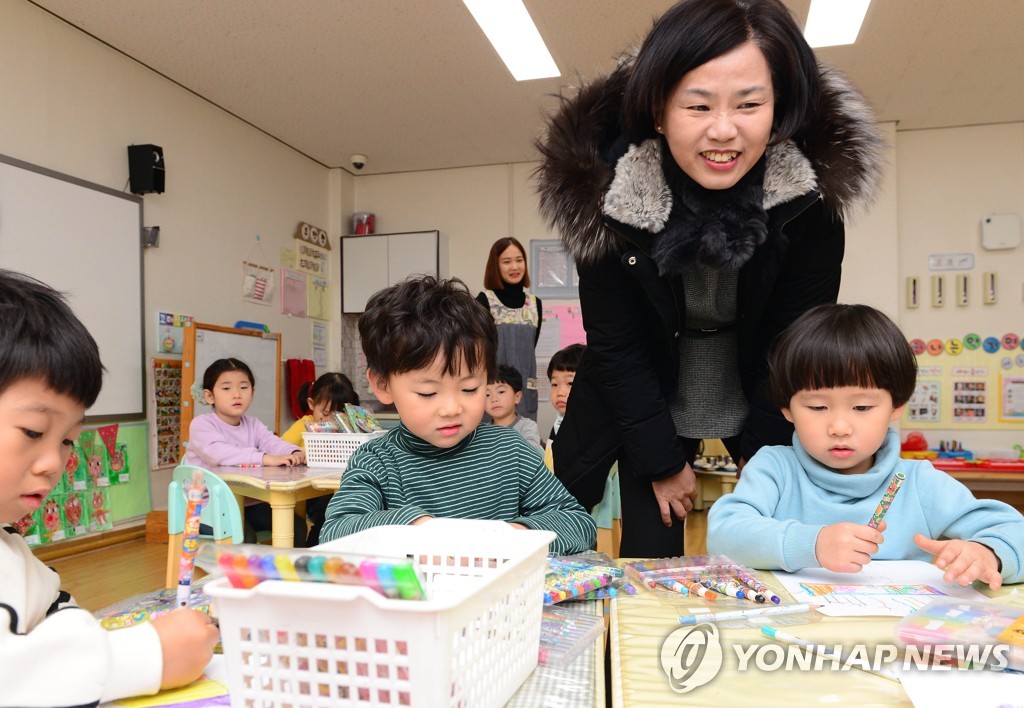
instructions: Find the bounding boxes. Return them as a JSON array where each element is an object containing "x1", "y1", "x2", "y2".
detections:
[{"x1": 708, "y1": 304, "x2": 1024, "y2": 589}]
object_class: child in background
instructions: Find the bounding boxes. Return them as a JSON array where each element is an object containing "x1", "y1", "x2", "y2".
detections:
[
  {"x1": 0, "y1": 269, "x2": 218, "y2": 704},
  {"x1": 320, "y1": 276, "x2": 595, "y2": 554},
  {"x1": 183, "y1": 358, "x2": 308, "y2": 546},
  {"x1": 486, "y1": 365, "x2": 542, "y2": 452},
  {"x1": 547, "y1": 343, "x2": 585, "y2": 446},
  {"x1": 282, "y1": 372, "x2": 360, "y2": 444},
  {"x1": 708, "y1": 304, "x2": 1024, "y2": 588},
  {"x1": 281, "y1": 371, "x2": 360, "y2": 545}
]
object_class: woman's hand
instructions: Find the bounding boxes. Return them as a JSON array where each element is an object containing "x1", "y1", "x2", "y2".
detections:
[{"x1": 651, "y1": 463, "x2": 697, "y2": 526}]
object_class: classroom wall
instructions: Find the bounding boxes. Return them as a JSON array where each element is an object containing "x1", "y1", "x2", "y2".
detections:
[
  {"x1": 353, "y1": 162, "x2": 567, "y2": 434},
  {"x1": 0, "y1": 2, "x2": 344, "y2": 515},
  {"x1": 896, "y1": 122, "x2": 1024, "y2": 452}
]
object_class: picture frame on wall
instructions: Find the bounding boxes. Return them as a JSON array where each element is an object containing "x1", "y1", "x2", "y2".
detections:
[{"x1": 530, "y1": 239, "x2": 579, "y2": 299}]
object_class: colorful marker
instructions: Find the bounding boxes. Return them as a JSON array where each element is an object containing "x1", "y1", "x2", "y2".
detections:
[
  {"x1": 176, "y1": 470, "x2": 205, "y2": 607},
  {"x1": 868, "y1": 470, "x2": 906, "y2": 529},
  {"x1": 678, "y1": 603, "x2": 812, "y2": 625}
]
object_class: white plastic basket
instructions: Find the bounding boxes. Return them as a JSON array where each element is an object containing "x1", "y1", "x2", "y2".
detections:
[
  {"x1": 206, "y1": 519, "x2": 556, "y2": 707},
  {"x1": 302, "y1": 431, "x2": 386, "y2": 468}
]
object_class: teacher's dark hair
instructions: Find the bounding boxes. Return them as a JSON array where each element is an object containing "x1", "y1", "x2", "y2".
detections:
[
  {"x1": 769, "y1": 304, "x2": 918, "y2": 409},
  {"x1": 482, "y1": 237, "x2": 531, "y2": 290},
  {"x1": 621, "y1": 0, "x2": 821, "y2": 144}
]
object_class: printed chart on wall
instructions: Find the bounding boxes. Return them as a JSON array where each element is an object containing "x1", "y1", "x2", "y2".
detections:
[
  {"x1": 903, "y1": 330, "x2": 1024, "y2": 429},
  {"x1": 148, "y1": 359, "x2": 182, "y2": 468},
  {"x1": 536, "y1": 304, "x2": 587, "y2": 401}
]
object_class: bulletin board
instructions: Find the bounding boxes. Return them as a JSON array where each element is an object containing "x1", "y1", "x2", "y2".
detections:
[
  {"x1": 535, "y1": 303, "x2": 587, "y2": 402},
  {"x1": 148, "y1": 359, "x2": 182, "y2": 468},
  {"x1": 902, "y1": 331, "x2": 1024, "y2": 430},
  {"x1": 180, "y1": 323, "x2": 283, "y2": 456},
  {"x1": 0, "y1": 153, "x2": 144, "y2": 418}
]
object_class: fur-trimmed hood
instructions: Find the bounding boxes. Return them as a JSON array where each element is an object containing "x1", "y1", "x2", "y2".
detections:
[{"x1": 535, "y1": 58, "x2": 885, "y2": 266}]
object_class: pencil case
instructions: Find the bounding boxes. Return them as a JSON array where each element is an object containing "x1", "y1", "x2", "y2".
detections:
[
  {"x1": 195, "y1": 543, "x2": 427, "y2": 600},
  {"x1": 894, "y1": 598, "x2": 1024, "y2": 671},
  {"x1": 538, "y1": 604, "x2": 606, "y2": 667}
]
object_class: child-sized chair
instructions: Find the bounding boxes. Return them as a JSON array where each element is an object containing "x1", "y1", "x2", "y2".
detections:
[{"x1": 165, "y1": 464, "x2": 245, "y2": 588}]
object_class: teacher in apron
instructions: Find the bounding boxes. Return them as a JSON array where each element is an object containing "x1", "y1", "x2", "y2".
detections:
[{"x1": 477, "y1": 237, "x2": 542, "y2": 421}]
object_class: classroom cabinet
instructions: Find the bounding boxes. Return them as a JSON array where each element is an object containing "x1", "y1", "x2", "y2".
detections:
[{"x1": 341, "y1": 230, "x2": 445, "y2": 313}]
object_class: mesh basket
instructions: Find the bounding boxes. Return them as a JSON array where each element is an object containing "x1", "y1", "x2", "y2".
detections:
[
  {"x1": 206, "y1": 519, "x2": 555, "y2": 707},
  {"x1": 302, "y1": 431, "x2": 386, "y2": 468}
]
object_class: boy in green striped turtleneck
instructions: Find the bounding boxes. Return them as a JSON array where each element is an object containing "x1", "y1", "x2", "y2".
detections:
[{"x1": 320, "y1": 276, "x2": 595, "y2": 554}]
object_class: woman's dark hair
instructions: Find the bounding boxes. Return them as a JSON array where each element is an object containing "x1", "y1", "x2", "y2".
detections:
[
  {"x1": 769, "y1": 304, "x2": 917, "y2": 408},
  {"x1": 202, "y1": 358, "x2": 255, "y2": 391},
  {"x1": 482, "y1": 237, "x2": 531, "y2": 290},
  {"x1": 621, "y1": 0, "x2": 821, "y2": 144},
  {"x1": 306, "y1": 372, "x2": 359, "y2": 410},
  {"x1": 0, "y1": 269, "x2": 104, "y2": 406},
  {"x1": 359, "y1": 275, "x2": 497, "y2": 383}
]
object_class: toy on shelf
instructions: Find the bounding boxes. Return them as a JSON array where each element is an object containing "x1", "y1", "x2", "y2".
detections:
[{"x1": 902, "y1": 432, "x2": 1024, "y2": 472}]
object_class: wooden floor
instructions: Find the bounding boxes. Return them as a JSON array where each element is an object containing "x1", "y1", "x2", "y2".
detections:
[
  {"x1": 42, "y1": 510, "x2": 709, "y2": 612},
  {"x1": 45, "y1": 540, "x2": 171, "y2": 611}
]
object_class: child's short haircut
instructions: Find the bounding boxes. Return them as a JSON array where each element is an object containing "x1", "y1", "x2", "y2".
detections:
[
  {"x1": 0, "y1": 269, "x2": 103, "y2": 406},
  {"x1": 359, "y1": 275, "x2": 497, "y2": 381},
  {"x1": 769, "y1": 304, "x2": 917, "y2": 408},
  {"x1": 493, "y1": 364, "x2": 523, "y2": 393},
  {"x1": 547, "y1": 343, "x2": 586, "y2": 379},
  {"x1": 202, "y1": 358, "x2": 255, "y2": 391}
]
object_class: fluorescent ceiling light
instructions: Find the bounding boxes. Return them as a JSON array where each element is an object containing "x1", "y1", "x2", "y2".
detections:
[
  {"x1": 804, "y1": 0, "x2": 871, "y2": 48},
  {"x1": 462, "y1": 0, "x2": 559, "y2": 81}
]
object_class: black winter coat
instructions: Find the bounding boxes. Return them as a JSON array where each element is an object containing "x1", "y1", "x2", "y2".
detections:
[{"x1": 536, "y1": 59, "x2": 885, "y2": 510}]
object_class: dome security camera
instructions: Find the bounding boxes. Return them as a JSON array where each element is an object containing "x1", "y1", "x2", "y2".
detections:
[{"x1": 351, "y1": 154, "x2": 367, "y2": 171}]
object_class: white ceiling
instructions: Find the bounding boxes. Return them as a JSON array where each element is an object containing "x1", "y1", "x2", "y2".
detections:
[{"x1": 28, "y1": 0, "x2": 1024, "y2": 175}]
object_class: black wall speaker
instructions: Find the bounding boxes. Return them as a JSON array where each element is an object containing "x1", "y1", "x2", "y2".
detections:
[{"x1": 127, "y1": 144, "x2": 165, "y2": 195}]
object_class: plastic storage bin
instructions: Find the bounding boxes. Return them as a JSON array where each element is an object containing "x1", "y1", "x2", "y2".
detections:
[
  {"x1": 206, "y1": 519, "x2": 556, "y2": 707},
  {"x1": 302, "y1": 431, "x2": 386, "y2": 468}
]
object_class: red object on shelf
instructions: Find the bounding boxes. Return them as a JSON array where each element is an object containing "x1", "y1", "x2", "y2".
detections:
[
  {"x1": 901, "y1": 432, "x2": 929, "y2": 452},
  {"x1": 932, "y1": 459, "x2": 1024, "y2": 473}
]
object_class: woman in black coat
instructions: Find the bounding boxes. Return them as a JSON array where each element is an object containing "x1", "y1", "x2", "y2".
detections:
[{"x1": 535, "y1": 0, "x2": 885, "y2": 557}]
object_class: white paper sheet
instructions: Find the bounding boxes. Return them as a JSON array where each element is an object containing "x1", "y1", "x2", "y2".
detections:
[
  {"x1": 898, "y1": 666, "x2": 1024, "y2": 707},
  {"x1": 775, "y1": 560, "x2": 988, "y2": 617}
]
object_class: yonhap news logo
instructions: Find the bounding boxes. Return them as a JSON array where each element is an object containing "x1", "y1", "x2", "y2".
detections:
[
  {"x1": 660, "y1": 624, "x2": 724, "y2": 693},
  {"x1": 660, "y1": 623, "x2": 1015, "y2": 693}
]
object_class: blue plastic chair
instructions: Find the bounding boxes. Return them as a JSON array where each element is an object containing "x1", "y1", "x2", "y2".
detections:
[{"x1": 165, "y1": 464, "x2": 244, "y2": 588}]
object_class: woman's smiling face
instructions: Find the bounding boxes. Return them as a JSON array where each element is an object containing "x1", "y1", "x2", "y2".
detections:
[{"x1": 659, "y1": 42, "x2": 775, "y2": 191}]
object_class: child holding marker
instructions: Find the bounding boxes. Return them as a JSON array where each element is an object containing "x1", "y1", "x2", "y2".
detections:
[
  {"x1": 708, "y1": 304, "x2": 1024, "y2": 588},
  {"x1": 320, "y1": 276, "x2": 595, "y2": 554},
  {"x1": 0, "y1": 270, "x2": 218, "y2": 704}
]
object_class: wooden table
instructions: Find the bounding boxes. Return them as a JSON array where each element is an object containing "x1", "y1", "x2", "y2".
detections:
[
  {"x1": 209, "y1": 465, "x2": 343, "y2": 548},
  {"x1": 608, "y1": 567, "x2": 1018, "y2": 707},
  {"x1": 935, "y1": 462, "x2": 1024, "y2": 514}
]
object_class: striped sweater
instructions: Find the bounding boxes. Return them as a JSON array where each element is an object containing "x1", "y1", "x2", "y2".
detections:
[{"x1": 320, "y1": 424, "x2": 596, "y2": 554}]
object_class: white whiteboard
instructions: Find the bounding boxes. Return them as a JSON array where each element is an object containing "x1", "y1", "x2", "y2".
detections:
[
  {"x1": 0, "y1": 154, "x2": 144, "y2": 418},
  {"x1": 181, "y1": 324, "x2": 282, "y2": 438}
]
